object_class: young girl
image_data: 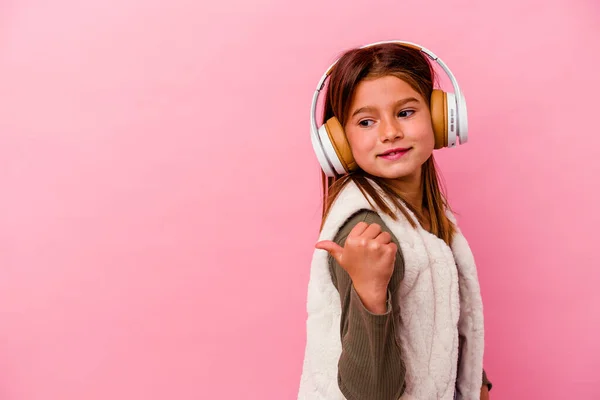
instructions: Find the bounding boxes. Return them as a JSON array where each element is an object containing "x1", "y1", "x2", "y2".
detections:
[{"x1": 298, "y1": 41, "x2": 492, "y2": 400}]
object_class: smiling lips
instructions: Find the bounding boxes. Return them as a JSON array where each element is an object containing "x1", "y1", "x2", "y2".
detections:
[{"x1": 378, "y1": 147, "x2": 411, "y2": 160}]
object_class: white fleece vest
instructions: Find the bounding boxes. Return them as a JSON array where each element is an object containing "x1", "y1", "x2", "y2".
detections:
[{"x1": 298, "y1": 181, "x2": 485, "y2": 400}]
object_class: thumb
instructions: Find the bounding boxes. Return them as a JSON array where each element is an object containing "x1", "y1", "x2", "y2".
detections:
[{"x1": 315, "y1": 240, "x2": 344, "y2": 263}]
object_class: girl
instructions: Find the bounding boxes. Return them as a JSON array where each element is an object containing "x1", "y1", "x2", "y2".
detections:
[{"x1": 298, "y1": 41, "x2": 492, "y2": 400}]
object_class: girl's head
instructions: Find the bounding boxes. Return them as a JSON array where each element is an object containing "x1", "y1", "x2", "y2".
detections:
[
  {"x1": 320, "y1": 43, "x2": 456, "y2": 244},
  {"x1": 324, "y1": 43, "x2": 437, "y2": 183}
]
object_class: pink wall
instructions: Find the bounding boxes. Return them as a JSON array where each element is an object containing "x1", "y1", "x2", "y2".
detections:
[{"x1": 1, "y1": 0, "x2": 599, "y2": 399}]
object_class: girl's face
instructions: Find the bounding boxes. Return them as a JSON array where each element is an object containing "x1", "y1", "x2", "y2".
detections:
[{"x1": 344, "y1": 75, "x2": 435, "y2": 186}]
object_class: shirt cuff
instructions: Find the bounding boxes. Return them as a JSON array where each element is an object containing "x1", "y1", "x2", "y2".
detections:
[{"x1": 349, "y1": 284, "x2": 393, "y2": 319}]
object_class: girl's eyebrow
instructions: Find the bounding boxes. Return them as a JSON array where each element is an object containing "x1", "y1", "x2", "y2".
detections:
[{"x1": 351, "y1": 97, "x2": 420, "y2": 117}]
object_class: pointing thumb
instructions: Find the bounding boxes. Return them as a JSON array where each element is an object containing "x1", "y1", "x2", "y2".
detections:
[{"x1": 315, "y1": 240, "x2": 343, "y2": 264}]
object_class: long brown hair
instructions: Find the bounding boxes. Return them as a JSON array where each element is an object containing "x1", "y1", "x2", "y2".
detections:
[{"x1": 319, "y1": 43, "x2": 456, "y2": 245}]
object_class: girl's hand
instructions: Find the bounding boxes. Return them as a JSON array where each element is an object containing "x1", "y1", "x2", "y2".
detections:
[{"x1": 315, "y1": 222, "x2": 396, "y2": 314}]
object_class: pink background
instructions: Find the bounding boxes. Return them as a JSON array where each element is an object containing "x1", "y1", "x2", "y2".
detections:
[{"x1": 1, "y1": 0, "x2": 599, "y2": 399}]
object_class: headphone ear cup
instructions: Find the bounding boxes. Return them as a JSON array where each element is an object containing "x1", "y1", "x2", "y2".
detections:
[
  {"x1": 430, "y1": 89, "x2": 448, "y2": 149},
  {"x1": 311, "y1": 124, "x2": 336, "y2": 177},
  {"x1": 323, "y1": 117, "x2": 358, "y2": 173}
]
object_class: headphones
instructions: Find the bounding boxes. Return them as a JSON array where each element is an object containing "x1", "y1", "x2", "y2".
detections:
[{"x1": 310, "y1": 40, "x2": 469, "y2": 177}]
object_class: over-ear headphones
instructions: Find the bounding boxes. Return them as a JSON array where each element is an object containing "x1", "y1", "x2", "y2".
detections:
[{"x1": 310, "y1": 40, "x2": 469, "y2": 177}]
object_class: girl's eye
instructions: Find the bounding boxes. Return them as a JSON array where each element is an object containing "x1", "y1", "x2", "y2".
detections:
[{"x1": 357, "y1": 110, "x2": 414, "y2": 127}]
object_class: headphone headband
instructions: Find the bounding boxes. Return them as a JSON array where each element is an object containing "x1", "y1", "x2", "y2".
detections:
[{"x1": 310, "y1": 40, "x2": 468, "y2": 176}]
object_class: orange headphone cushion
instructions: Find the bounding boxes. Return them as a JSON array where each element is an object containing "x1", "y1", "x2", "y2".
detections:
[
  {"x1": 430, "y1": 89, "x2": 448, "y2": 149},
  {"x1": 324, "y1": 117, "x2": 358, "y2": 172}
]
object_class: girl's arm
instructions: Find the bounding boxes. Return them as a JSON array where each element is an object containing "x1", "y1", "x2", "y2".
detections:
[{"x1": 328, "y1": 210, "x2": 405, "y2": 400}]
